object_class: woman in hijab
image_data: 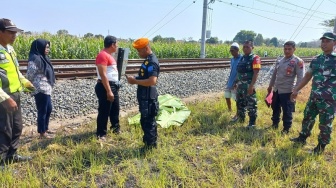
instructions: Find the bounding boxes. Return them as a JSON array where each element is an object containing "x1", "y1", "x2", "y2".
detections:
[{"x1": 26, "y1": 39, "x2": 56, "y2": 139}]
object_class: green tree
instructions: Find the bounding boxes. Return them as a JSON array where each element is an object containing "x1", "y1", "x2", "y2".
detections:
[
  {"x1": 269, "y1": 37, "x2": 279, "y2": 47},
  {"x1": 233, "y1": 30, "x2": 257, "y2": 44},
  {"x1": 320, "y1": 18, "x2": 335, "y2": 28},
  {"x1": 153, "y1": 35, "x2": 163, "y2": 42},
  {"x1": 94, "y1": 34, "x2": 104, "y2": 39},
  {"x1": 254, "y1": 34, "x2": 264, "y2": 46},
  {"x1": 56, "y1": 29, "x2": 69, "y2": 35},
  {"x1": 84, "y1": 33, "x2": 94, "y2": 38},
  {"x1": 206, "y1": 37, "x2": 219, "y2": 44}
]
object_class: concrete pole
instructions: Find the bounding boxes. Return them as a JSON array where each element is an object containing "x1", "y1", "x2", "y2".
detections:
[
  {"x1": 334, "y1": 16, "x2": 336, "y2": 33},
  {"x1": 200, "y1": 0, "x2": 208, "y2": 58}
]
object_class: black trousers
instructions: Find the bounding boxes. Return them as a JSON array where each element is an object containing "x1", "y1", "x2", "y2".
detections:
[
  {"x1": 95, "y1": 82, "x2": 120, "y2": 137},
  {"x1": 34, "y1": 92, "x2": 52, "y2": 134},
  {"x1": 0, "y1": 92, "x2": 23, "y2": 161},
  {"x1": 138, "y1": 99, "x2": 159, "y2": 146},
  {"x1": 271, "y1": 91, "x2": 295, "y2": 129}
]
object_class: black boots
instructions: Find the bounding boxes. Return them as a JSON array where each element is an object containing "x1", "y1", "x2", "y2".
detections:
[
  {"x1": 313, "y1": 144, "x2": 326, "y2": 155},
  {"x1": 290, "y1": 135, "x2": 307, "y2": 145}
]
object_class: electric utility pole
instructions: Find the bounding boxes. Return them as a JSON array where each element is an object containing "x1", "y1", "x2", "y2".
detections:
[
  {"x1": 334, "y1": 16, "x2": 336, "y2": 33},
  {"x1": 200, "y1": 0, "x2": 208, "y2": 58}
]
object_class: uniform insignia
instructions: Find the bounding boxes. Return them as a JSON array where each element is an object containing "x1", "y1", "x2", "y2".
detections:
[
  {"x1": 141, "y1": 73, "x2": 144, "y2": 76},
  {"x1": 141, "y1": 69, "x2": 144, "y2": 72},
  {"x1": 145, "y1": 61, "x2": 148, "y2": 65},
  {"x1": 290, "y1": 60, "x2": 295, "y2": 64}
]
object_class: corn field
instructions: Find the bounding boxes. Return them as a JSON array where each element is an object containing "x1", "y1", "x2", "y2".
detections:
[{"x1": 14, "y1": 33, "x2": 322, "y2": 60}]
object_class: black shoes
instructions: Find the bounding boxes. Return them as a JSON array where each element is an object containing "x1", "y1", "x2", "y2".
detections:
[
  {"x1": 313, "y1": 144, "x2": 326, "y2": 155},
  {"x1": 246, "y1": 123, "x2": 256, "y2": 128},
  {"x1": 290, "y1": 135, "x2": 307, "y2": 145},
  {"x1": 281, "y1": 129, "x2": 289, "y2": 135},
  {"x1": 139, "y1": 144, "x2": 157, "y2": 154},
  {"x1": 111, "y1": 127, "x2": 121, "y2": 134},
  {"x1": 271, "y1": 124, "x2": 279, "y2": 129},
  {"x1": 6, "y1": 154, "x2": 32, "y2": 163}
]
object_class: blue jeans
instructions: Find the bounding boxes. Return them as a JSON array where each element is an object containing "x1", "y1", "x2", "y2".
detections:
[{"x1": 34, "y1": 92, "x2": 52, "y2": 133}]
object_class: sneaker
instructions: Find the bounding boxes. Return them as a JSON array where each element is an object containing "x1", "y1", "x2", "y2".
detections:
[
  {"x1": 290, "y1": 135, "x2": 306, "y2": 145},
  {"x1": 313, "y1": 144, "x2": 326, "y2": 155},
  {"x1": 6, "y1": 154, "x2": 32, "y2": 163}
]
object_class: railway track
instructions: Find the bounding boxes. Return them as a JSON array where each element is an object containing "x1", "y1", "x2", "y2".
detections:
[{"x1": 18, "y1": 57, "x2": 313, "y2": 79}]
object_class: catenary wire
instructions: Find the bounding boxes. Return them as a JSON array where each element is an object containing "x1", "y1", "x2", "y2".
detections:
[
  {"x1": 217, "y1": 0, "x2": 325, "y2": 29},
  {"x1": 289, "y1": 0, "x2": 318, "y2": 40},
  {"x1": 147, "y1": 1, "x2": 196, "y2": 38},
  {"x1": 292, "y1": 0, "x2": 325, "y2": 40},
  {"x1": 143, "y1": 0, "x2": 187, "y2": 37}
]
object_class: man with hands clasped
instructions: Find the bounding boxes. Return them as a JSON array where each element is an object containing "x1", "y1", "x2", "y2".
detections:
[{"x1": 267, "y1": 41, "x2": 305, "y2": 134}]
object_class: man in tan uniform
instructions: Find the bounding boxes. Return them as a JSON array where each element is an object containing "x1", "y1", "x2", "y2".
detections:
[{"x1": 267, "y1": 41, "x2": 305, "y2": 134}]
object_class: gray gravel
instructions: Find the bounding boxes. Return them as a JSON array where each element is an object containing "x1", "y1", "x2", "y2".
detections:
[{"x1": 21, "y1": 65, "x2": 277, "y2": 126}]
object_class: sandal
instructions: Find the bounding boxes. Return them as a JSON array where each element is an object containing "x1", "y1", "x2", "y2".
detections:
[
  {"x1": 46, "y1": 130, "x2": 56, "y2": 134},
  {"x1": 38, "y1": 133, "x2": 54, "y2": 139}
]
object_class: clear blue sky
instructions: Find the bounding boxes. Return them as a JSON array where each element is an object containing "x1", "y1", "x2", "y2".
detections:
[{"x1": 4, "y1": 0, "x2": 336, "y2": 43}]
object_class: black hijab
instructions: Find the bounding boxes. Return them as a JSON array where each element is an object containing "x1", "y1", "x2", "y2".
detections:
[{"x1": 28, "y1": 39, "x2": 55, "y2": 86}]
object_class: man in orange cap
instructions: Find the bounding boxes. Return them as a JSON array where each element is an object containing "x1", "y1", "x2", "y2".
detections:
[{"x1": 126, "y1": 38, "x2": 160, "y2": 152}]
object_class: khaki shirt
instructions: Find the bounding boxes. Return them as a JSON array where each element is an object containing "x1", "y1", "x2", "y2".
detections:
[{"x1": 269, "y1": 55, "x2": 305, "y2": 94}]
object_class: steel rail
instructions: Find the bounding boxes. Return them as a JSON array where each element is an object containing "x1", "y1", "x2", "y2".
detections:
[{"x1": 18, "y1": 57, "x2": 313, "y2": 79}]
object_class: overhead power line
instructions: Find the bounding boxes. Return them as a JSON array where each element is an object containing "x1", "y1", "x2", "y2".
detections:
[
  {"x1": 279, "y1": 0, "x2": 333, "y2": 16},
  {"x1": 292, "y1": 0, "x2": 325, "y2": 40},
  {"x1": 147, "y1": 1, "x2": 196, "y2": 38},
  {"x1": 289, "y1": 0, "x2": 318, "y2": 40},
  {"x1": 256, "y1": 0, "x2": 332, "y2": 18},
  {"x1": 217, "y1": 0, "x2": 325, "y2": 29},
  {"x1": 143, "y1": 0, "x2": 187, "y2": 37},
  {"x1": 328, "y1": 0, "x2": 336, "y2": 4}
]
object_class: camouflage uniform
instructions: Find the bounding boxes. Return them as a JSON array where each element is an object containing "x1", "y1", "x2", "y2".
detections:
[
  {"x1": 236, "y1": 54, "x2": 261, "y2": 126},
  {"x1": 299, "y1": 53, "x2": 336, "y2": 144}
]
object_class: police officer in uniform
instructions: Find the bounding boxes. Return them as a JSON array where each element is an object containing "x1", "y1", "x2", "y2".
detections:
[
  {"x1": 0, "y1": 18, "x2": 34, "y2": 166},
  {"x1": 267, "y1": 41, "x2": 305, "y2": 134},
  {"x1": 126, "y1": 38, "x2": 160, "y2": 150},
  {"x1": 290, "y1": 32, "x2": 336, "y2": 154},
  {"x1": 235, "y1": 40, "x2": 261, "y2": 128}
]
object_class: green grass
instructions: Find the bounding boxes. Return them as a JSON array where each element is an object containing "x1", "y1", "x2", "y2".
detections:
[{"x1": 2, "y1": 89, "x2": 336, "y2": 187}]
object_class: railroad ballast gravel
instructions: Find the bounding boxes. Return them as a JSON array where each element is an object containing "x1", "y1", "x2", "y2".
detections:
[{"x1": 21, "y1": 65, "x2": 284, "y2": 126}]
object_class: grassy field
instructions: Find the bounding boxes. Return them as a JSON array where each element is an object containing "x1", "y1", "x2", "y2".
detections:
[{"x1": 1, "y1": 86, "x2": 336, "y2": 187}]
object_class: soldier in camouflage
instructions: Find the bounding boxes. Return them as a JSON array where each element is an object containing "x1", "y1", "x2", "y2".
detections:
[
  {"x1": 235, "y1": 40, "x2": 261, "y2": 128},
  {"x1": 290, "y1": 32, "x2": 336, "y2": 154}
]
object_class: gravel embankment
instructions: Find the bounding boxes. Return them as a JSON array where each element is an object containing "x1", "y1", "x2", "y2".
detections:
[{"x1": 21, "y1": 66, "x2": 276, "y2": 126}]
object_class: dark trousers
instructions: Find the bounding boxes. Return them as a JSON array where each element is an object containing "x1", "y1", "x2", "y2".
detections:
[
  {"x1": 95, "y1": 82, "x2": 120, "y2": 137},
  {"x1": 0, "y1": 92, "x2": 23, "y2": 161},
  {"x1": 271, "y1": 91, "x2": 295, "y2": 129},
  {"x1": 139, "y1": 99, "x2": 158, "y2": 146},
  {"x1": 34, "y1": 92, "x2": 52, "y2": 134}
]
